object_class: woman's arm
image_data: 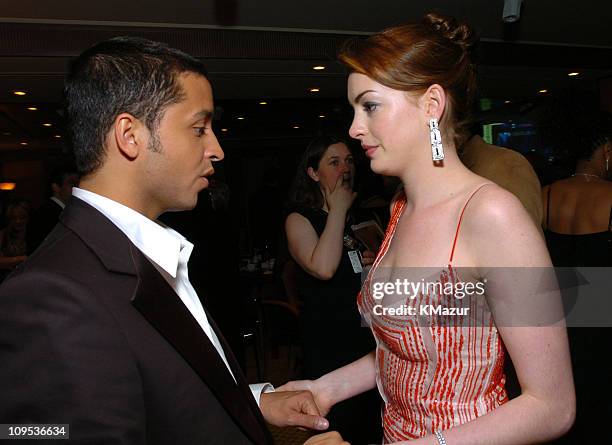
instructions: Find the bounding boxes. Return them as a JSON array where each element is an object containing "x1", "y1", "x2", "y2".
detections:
[
  {"x1": 286, "y1": 176, "x2": 356, "y2": 280},
  {"x1": 400, "y1": 188, "x2": 574, "y2": 445},
  {"x1": 278, "y1": 351, "x2": 377, "y2": 416}
]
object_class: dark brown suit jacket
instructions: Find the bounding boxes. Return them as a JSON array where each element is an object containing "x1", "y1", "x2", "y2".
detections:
[{"x1": 0, "y1": 197, "x2": 271, "y2": 445}]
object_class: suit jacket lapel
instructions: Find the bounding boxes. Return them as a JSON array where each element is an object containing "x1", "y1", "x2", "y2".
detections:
[
  {"x1": 130, "y1": 248, "x2": 270, "y2": 445},
  {"x1": 62, "y1": 198, "x2": 270, "y2": 444}
]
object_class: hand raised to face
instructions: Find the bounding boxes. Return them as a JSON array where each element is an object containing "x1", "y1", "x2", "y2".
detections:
[{"x1": 324, "y1": 175, "x2": 357, "y2": 214}]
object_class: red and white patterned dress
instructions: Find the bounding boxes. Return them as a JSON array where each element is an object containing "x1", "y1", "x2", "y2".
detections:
[{"x1": 358, "y1": 189, "x2": 508, "y2": 443}]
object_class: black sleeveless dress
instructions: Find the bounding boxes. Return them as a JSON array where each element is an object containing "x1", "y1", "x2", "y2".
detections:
[
  {"x1": 292, "y1": 206, "x2": 382, "y2": 445},
  {"x1": 544, "y1": 187, "x2": 612, "y2": 266}
]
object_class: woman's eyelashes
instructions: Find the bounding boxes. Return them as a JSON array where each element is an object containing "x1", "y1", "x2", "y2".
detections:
[{"x1": 362, "y1": 101, "x2": 380, "y2": 114}]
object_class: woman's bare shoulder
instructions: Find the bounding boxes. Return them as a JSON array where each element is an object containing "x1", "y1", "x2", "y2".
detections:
[{"x1": 462, "y1": 183, "x2": 533, "y2": 233}]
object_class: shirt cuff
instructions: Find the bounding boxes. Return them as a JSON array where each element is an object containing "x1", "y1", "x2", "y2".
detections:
[{"x1": 249, "y1": 382, "x2": 275, "y2": 407}]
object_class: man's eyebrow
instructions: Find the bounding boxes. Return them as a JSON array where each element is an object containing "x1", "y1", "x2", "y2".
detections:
[
  {"x1": 352, "y1": 90, "x2": 376, "y2": 104},
  {"x1": 193, "y1": 109, "x2": 214, "y2": 120}
]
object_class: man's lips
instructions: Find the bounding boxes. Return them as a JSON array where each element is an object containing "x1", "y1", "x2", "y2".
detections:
[{"x1": 200, "y1": 168, "x2": 214, "y2": 187}]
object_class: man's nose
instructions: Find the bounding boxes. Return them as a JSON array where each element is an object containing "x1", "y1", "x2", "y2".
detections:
[{"x1": 206, "y1": 131, "x2": 225, "y2": 162}]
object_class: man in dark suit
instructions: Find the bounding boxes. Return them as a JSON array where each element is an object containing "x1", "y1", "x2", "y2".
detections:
[
  {"x1": 0, "y1": 37, "x2": 343, "y2": 445},
  {"x1": 26, "y1": 165, "x2": 79, "y2": 253}
]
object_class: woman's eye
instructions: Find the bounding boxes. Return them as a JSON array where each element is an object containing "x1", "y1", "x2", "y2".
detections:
[
  {"x1": 330, "y1": 160, "x2": 339, "y2": 166},
  {"x1": 347, "y1": 158, "x2": 354, "y2": 165},
  {"x1": 363, "y1": 102, "x2": 379, "y2": 113}
]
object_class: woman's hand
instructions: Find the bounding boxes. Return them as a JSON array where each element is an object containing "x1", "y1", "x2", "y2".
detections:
[
  {"x1": 303, "y1": 431, "x2": 350, "y2": 445},
  {"x1": 361, "y1": 250, "x2": 376, "y2": 266},
  {"x1": 324, "y1": 176, "x2": 356, "y2": 214}
]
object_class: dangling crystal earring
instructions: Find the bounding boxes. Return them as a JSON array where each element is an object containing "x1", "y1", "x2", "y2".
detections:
[{"x1": 429, "y1": 118, "x2": 444, "y2": 161}]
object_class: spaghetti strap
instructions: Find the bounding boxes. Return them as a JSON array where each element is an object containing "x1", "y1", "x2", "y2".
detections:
[{"x1": 449, "y1": 183, "x2": 493, "y2": 263}]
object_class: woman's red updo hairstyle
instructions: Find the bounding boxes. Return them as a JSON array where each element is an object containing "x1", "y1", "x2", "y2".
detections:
[{"x1": 339, "y1": 13, "x2": 479, "y2": 148}]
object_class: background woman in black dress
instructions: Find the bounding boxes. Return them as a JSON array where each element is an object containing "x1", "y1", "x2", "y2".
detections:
[{"x1": 285, "y1": 135, "x2": 382, "y2": 445}]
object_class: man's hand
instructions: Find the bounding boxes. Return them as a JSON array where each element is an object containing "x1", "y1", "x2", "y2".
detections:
[
  {"x1": 259, "y1": 390, "x2": 329, "y2": 431},
  {"x1": 277, "y1": 380, "x2": 334, "y2": 416},
  {"x1": 304, "y1": 431, "x2": 350, "y2": 444}
]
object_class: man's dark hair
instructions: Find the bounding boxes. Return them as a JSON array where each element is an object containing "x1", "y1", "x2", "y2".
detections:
[{"x1": 64, "y1": 36, "x2": 208, "y2": 175}]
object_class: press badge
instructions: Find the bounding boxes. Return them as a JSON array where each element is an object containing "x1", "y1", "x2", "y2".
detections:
[{"x1": 348, "y1": 250, "x2": 363, "y2": 274}]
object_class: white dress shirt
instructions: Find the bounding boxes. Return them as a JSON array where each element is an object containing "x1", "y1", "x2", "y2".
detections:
[{"x1": 72, "y1": 188, "x2": 271, "y2": 405}]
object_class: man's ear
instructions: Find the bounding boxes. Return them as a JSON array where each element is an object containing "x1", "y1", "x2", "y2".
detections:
[
  {"x1": 112, "y1": 113, "x2": 146, "y2": 160},
  {"x1": 421, "y1": 84, "x2": 447, "y2": 121},
  {"x1": 306, "y1": 166, "x2": 319, "y2": 182}
]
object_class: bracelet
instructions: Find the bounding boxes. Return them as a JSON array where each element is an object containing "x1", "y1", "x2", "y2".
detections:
[{"x1": 434, "y1": 430, "x2": 447, "y2": 445}]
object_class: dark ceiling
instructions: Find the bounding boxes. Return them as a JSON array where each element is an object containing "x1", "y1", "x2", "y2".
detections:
[{"x1": 1, "y1": 0, "x2": 611, "y2": 153}]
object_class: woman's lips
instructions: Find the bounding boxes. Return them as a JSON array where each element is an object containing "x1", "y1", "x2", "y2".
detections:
[{"x1": 363, "y1": 145, "x2": 378, "y2": 158}]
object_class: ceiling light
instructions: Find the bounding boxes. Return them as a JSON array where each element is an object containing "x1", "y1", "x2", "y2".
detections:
[
  {"x1": 237, "y1": 116, "x2": 245, "y2": 120},
  {"x1": 318, "y1": 115, "x2": 326, "y2": 118},
  {"x1": 27, "y1": 107, "x2": 37, "y2": 111},
  {"x1": 54, "y1": 135, "x2": 62, "y2": 138},
  {"x1": 313, "y1": 66, "x2": 326, "y2": 70},
  {"x1": 258, "y1": 101, "x2": 267, "y2": 105},
  {"x1": 0, "y1": 182, "x2": 16, "y2": 191},
  {"x1": 19, "y1": 142, "x2": 28, "y2": 146},
  {"x1": 538, "y1": 89, "x2": 548, "y2": 94},
  {"x1": 568, "y1": 72, "x2": 580, "y2": 77},
  {"x1": 221, "y1": 128, "x2": 228, "y2": 132},
  {"x1": 292, "y1": 125, "x2": 300, "y2": 129},
  {"x1": 43, "y1": 123, "x2": 52, "y2": 127},
  {"x1": 308, "y1": 88, "x2": 320, "y2": 93},
  {"x1": 12, "y1": 91, "x2": 27, "y2": 96},
  {"x1": 504, "y1": 100, "x2": 511, "y2": 104}
]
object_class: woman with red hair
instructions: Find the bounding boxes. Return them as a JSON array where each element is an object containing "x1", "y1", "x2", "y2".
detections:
[{"x1": 282, "y1": 13, "x2": 575, "y2": 445}]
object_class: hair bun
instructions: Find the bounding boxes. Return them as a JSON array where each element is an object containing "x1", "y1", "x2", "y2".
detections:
[{"x1": 422, "y1": 12, "x2": 478, "y2": 56}]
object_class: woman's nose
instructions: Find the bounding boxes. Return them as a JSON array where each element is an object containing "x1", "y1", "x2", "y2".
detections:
[{"x1": 349, "y1": 116, "x2": 364, "y2": 140}]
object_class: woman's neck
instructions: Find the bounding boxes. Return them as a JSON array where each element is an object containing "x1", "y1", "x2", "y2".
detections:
[
  {"x1": 399, "y1": 146, "x2": 474, "y2": 209},
  {"x1": 575, "y1": 158, "x2": 604, "y2": 179}
]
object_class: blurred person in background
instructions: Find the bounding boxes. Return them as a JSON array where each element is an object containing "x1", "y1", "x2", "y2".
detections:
[
  {"x1": 27, "y1": 164, "x2": 79, "y2": 253},
  {"x1": 542, "y1": 110, "x2": 611, "y2": 444},
  {"x1": 285, "y1": 135, "x2": 382, "y2": 445},
  {"x1": 543, "y1": 111, "x2": 612, "y2": 266},
  {"x1": 0, "y1": 199, "x2": 30, "y2": 276}
]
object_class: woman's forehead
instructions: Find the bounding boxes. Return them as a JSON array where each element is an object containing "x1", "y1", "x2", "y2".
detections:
[{"x1": 323, "y1": 143, "x2": 351, "y2": 158}]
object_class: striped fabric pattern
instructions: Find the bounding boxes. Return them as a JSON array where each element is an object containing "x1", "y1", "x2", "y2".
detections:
[{"x1": 358, "y1": 192, "x2": 508, "y2": 442}]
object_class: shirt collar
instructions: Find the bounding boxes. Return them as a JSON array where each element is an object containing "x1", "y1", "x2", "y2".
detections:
[{"x1": 72, "y1": 187, "x2": 191, "y2": 278}]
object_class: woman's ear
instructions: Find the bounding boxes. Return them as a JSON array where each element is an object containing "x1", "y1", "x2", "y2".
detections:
[
  {"x1": 307, "y1": 166, "x2": 319, "y2": 182},
  {"x1": 421, "y1": 84, "x2": 447, "y2": 121},
  {"x1": 113, "y1": 113, "x2": 145, "y2": 160}
]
